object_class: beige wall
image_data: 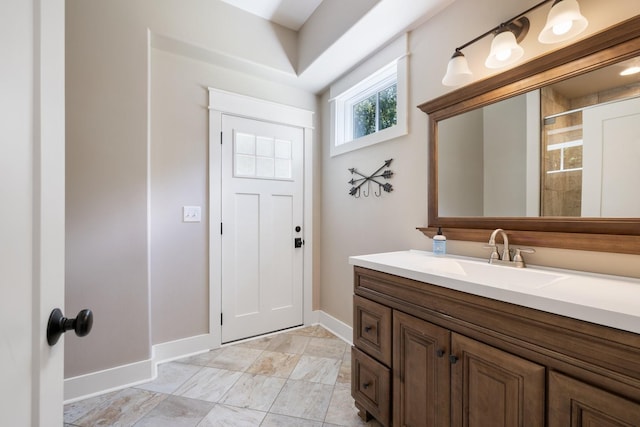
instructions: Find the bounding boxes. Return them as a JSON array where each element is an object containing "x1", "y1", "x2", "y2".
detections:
[
  {"x1": 66, "y1": 0, "x2": 317, "y2": 378},
  {"x1": 318, "y1": 0, "x2": 640, "y2": 326}
]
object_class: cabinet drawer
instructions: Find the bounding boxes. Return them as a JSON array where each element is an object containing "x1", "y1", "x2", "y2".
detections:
[
  {"x1": 352, "y1": 346, "x2": 391, "y2": 426},
  {"x1": 354, "y1": 295, "x2": 392, "y2": 366}
]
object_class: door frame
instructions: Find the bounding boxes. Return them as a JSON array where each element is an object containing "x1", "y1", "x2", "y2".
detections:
[{"x1": 208, "y1": 88, "x2": 315, "y2": 347}]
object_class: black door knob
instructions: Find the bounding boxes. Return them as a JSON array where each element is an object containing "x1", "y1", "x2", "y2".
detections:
[{"x1": 47, "y1": 308, "x2": 93, "y2": 346}]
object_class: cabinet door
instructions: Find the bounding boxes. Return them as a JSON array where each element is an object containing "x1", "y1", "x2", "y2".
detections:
[
  {"x1": 451, "y1": 333, "x2": 545, "y2": 427},
  {"x1": 549, "y1": 371, "x2": 640, "y2": 426},
  {"x1": 393, "y1": 311, "x2": 451, "y2": 427}
]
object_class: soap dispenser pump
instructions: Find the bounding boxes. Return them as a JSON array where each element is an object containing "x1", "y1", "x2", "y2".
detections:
[{"x1": 433, "y1": 227, "x2": 447, "y2": 256}]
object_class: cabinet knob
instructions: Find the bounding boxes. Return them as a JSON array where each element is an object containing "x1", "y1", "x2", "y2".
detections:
[
  {"x1": 436, "y1": 349, "x2": 445, "y2": 358},
  {"x1": 449, "y1": 354, "x2": 459, "y2": 364},
  {"x1": 362, "y1": 382, "x2": 371, "y2": 390},
  {"x1": 364, "y1": 325, "x2": 373, "y2": 333}
]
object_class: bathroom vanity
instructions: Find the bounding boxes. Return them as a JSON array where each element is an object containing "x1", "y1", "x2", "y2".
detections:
[{"x1": 350, "y1": 250, "x2": 640, "y2": 426}]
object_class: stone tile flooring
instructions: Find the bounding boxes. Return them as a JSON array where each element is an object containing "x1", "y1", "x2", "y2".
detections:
[{"x1": 64, "y1": 325, "x2": 383, "y2": 426}]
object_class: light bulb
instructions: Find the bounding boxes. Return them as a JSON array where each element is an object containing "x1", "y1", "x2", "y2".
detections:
[
  {"x1": 496, "y1": 48, "x2": 511, "y2": 61},
  {"x1": 620, "y1": 66, "x2": 640, "y2": 76},
  {"x1": 553, "y1": 20, "x2": 573, "y2": 36},
  {"x1": 485, "y1": 30, "x2": 523, "y2": 69}
]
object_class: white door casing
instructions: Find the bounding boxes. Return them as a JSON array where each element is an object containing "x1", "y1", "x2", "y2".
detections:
[
  {"x1": 582, "y1": 97, "x2": 640, "y2": 217},
  {"x1": 208, "y1": 89, "x2": 314, "y2": 347},
  {"x1": 0, "y1": 0, "x2": 65, "y2": 425},
  {"x1": 221, "y1": 116, "x2": 304, "y2": 342}
]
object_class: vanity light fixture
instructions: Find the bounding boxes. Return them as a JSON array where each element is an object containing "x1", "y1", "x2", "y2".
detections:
[
  {"x1": 538, "y1": 0, "x2": 588, "y2": 44},
  {"x1": 442, "y1": 0, "x2": 588, "y2": 86}
]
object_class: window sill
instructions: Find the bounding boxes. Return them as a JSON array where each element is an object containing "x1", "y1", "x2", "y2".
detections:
[{"x1": 330, "y1": 123, "x2": 407, "y2": 157}]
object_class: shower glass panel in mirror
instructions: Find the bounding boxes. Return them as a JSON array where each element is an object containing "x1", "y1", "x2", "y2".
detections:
[{"x1": 437, "y1": 55, "x2": 640, "y2": 218}]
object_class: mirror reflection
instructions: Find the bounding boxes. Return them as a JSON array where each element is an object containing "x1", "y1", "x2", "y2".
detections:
[{"x1": 438, "y1": 55, "x2": 640, "y2": 218}]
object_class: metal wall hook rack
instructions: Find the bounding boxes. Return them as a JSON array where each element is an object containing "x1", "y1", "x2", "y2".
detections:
[{"x1": 349, "y1": 159, "x2": 394, "y2": 198}]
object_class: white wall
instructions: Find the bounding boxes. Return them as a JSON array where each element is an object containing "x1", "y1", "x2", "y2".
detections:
[{"x1": 318, "y1": 0, "x2": 640, "y2": 325}]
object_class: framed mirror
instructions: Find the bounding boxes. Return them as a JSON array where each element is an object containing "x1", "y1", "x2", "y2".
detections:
[{"x1": 418, "y1": 16, "x2": 640, "y2": 255}]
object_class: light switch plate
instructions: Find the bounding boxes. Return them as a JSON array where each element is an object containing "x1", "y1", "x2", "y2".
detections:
[{"x1": 183, "y1": 206, "x2": 201, "y2": 222}]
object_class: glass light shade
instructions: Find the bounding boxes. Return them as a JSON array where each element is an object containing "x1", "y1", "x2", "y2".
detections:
[
  {"x1": 485, "y1": 30, "x2": 524, "y2": 69},
  {"x1": 538, "y1": 0, "x2": 588, "y2": 44},
  {"x1": 442, "y1": 51, "x2": 473, "y2": 86}
]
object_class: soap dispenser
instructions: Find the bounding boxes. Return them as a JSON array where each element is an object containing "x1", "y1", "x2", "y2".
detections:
[{"x1": 433, "y1": 227, "x2": 447, "y2": 256}]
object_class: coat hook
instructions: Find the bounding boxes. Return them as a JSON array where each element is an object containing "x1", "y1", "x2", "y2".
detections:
[{"x1": 348, "y1": 159, "x2": 394, "y2": 198}]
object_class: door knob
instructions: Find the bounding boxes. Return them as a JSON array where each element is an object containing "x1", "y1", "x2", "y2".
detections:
[{"x1": 47, "y1": 308, "x2": 93, "y2": 346}]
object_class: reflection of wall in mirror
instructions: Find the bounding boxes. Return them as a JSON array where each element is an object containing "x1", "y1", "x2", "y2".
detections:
[
  {"x1": 438, "y1": 94, "x2": 533, "y2": 217},
  {"x1": 483, "y1": 96, "x2": 528, "y2": 217},
  {"x1": 438, "y1": 110, "x2": 484, "y2": 217}
]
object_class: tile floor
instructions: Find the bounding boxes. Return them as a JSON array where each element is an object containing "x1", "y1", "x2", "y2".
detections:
[{"x1": 64, "y1": 325, "x2": 383, "y2": 426}]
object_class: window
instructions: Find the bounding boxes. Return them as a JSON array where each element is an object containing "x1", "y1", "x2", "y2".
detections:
[
  {"x1": 329, "y1": 35, "x2": 408, "y2": 157},
  {"x1": 546, "y1": 140, "x2": 583, "y2": 173},
  {"x1": 346, "y1": 64, "x2": 398, "y2": 141}
]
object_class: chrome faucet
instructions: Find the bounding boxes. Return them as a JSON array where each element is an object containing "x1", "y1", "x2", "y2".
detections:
[{"x1": 485, "y1": 228, "x2": 535, "y2": 268}]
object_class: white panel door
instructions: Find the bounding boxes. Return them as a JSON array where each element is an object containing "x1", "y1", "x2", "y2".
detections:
[
  {"x1": 1, "y1": 0, "x2": 65, "y2": 424},
  {"x1": 221, "y1": 115, "x2": 304, "y2": 343},
  {"x1": 582, "y1": 97, "x2": 640, "y2": 217}
]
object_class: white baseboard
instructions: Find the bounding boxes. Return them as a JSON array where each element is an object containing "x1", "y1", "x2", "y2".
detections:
[
  {"x1": 152, "y1": 333, "x2": 218, "y2": 367},
  {"x1": 64, "y1": 311, "x2": 352, "y2": 403},
  {"x1": 315, "y1": 310, "x2": 353, "y2": 345},
  {"x1": 64, "y1": 358, "x2": 154, "y2": 403}
]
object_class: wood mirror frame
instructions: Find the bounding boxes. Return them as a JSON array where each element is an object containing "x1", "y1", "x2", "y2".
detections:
[{"x1": 418, "y1": 15, "x2": 640, "y2": 255}]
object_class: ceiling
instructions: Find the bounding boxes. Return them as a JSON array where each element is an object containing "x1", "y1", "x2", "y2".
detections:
[
  {"x1": 155, "y1": 0, "x2": 454, "y2": 93},
  {"x1": 219, "y1": 0, "x2": 324, "y2": 31}
]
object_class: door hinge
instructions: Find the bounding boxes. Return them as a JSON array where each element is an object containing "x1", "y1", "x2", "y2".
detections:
[
  {"x1": 220, "y1": 131, "x2": 223, "y2": 144},
  {"x1": 221, "y1": 223, "x2": 223, "y2": 235},
  {"x1": 220, "y1": 313, "x2": 223, "y2": 325}
]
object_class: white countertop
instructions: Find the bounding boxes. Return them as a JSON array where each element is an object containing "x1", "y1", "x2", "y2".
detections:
[{"x1": 350, "y1": 250, "x2": 640, "y2": 335}]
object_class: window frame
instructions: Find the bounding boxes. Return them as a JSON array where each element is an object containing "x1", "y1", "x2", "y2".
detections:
[{"x1": 329, "y1": 46, "x2": 408, "y2": 157}]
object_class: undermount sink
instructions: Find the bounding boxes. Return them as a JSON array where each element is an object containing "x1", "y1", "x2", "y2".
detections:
[{"x1": 415, "y1": 253, "x2": 568, "y2": 289}]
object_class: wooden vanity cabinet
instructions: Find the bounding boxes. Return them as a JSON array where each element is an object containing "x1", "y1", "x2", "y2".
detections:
[
  {"x1": 352, "y1": 266, "x2": 640, "y2": 426},
  {"x1": 393, "y1": 311, "x2": 544, "y2": 427}
]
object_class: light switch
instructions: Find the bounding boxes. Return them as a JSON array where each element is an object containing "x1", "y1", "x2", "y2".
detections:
[{"x1": 183, "y1": 206, "x2": 201, "y2": 222}]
